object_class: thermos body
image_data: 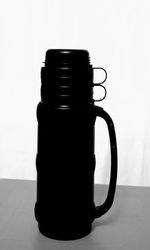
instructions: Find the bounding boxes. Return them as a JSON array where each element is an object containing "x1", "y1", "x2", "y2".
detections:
[
  {"x1": 35, "y1": 49, "x2": 118, "y2": 240},
  {"x1": 35, "y1": 103, "x2": 96, "y2": 239}
]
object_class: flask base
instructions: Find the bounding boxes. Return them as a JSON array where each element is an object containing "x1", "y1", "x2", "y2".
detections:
[{"x1": 38, "y1": 222, "x2": 92, "y2": 241}]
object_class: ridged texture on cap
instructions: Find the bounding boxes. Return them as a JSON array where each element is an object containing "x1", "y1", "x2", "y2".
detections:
[{"x1": 41, "y1": 49, "x2": 93, "y2": 109}]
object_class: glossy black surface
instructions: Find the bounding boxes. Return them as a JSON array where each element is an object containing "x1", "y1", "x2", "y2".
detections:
[
  {"x1": 35, "y1": 103, "x2": 96, "y2": 240},
  {"x1": 35, "y1": 49, "x2": 117, "y2": 240}
]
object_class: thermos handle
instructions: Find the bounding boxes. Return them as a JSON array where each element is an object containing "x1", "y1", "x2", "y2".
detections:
[{"x1": 94, "y1": 105, "x2": 117, "y2": 218}]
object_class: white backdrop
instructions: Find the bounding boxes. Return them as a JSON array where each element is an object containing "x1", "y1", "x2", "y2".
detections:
[{"x1": 0, "y1": 0, "x2": 150, "y2": 186}]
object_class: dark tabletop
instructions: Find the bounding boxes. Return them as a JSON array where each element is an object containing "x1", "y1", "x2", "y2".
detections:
[{"x1": 0, "y1": 179, "x2": 150, "y2": 250}]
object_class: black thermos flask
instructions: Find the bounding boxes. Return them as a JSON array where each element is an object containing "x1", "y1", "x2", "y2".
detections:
[{"x1": 35, "y1": 49, "x2": 117, "y2": 240}]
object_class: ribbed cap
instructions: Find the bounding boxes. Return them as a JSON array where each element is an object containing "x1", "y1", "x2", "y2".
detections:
[{"x1": 41, "y1": 49, "x2": 93, "y2": 109}]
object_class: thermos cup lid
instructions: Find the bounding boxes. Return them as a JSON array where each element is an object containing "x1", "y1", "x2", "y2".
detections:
[
  {"x1": 44, "y1": 49, "x2": 91, "y2": 67},
  {"x1": 41, "y1": 49, "x2": 93, "y2": 108}
]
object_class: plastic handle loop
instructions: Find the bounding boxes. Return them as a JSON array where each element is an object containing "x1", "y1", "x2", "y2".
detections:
[
  {"x1": 94, "y1": 106, "x2": 118, "y2": 218},
  {"x1": 93, "y1": 67, "x2": 107, "y2": 85},
  {"x1": 94, "y1": 85, "x2": 107, "y2": 102},
  {"x1": 93, "y1": 67, "x2": 107, "y2": 102}
]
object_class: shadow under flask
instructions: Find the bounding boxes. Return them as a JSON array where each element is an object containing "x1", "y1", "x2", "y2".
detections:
[{"x1": 35, "y1": 49, "x2": 118, "y2": 240}]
